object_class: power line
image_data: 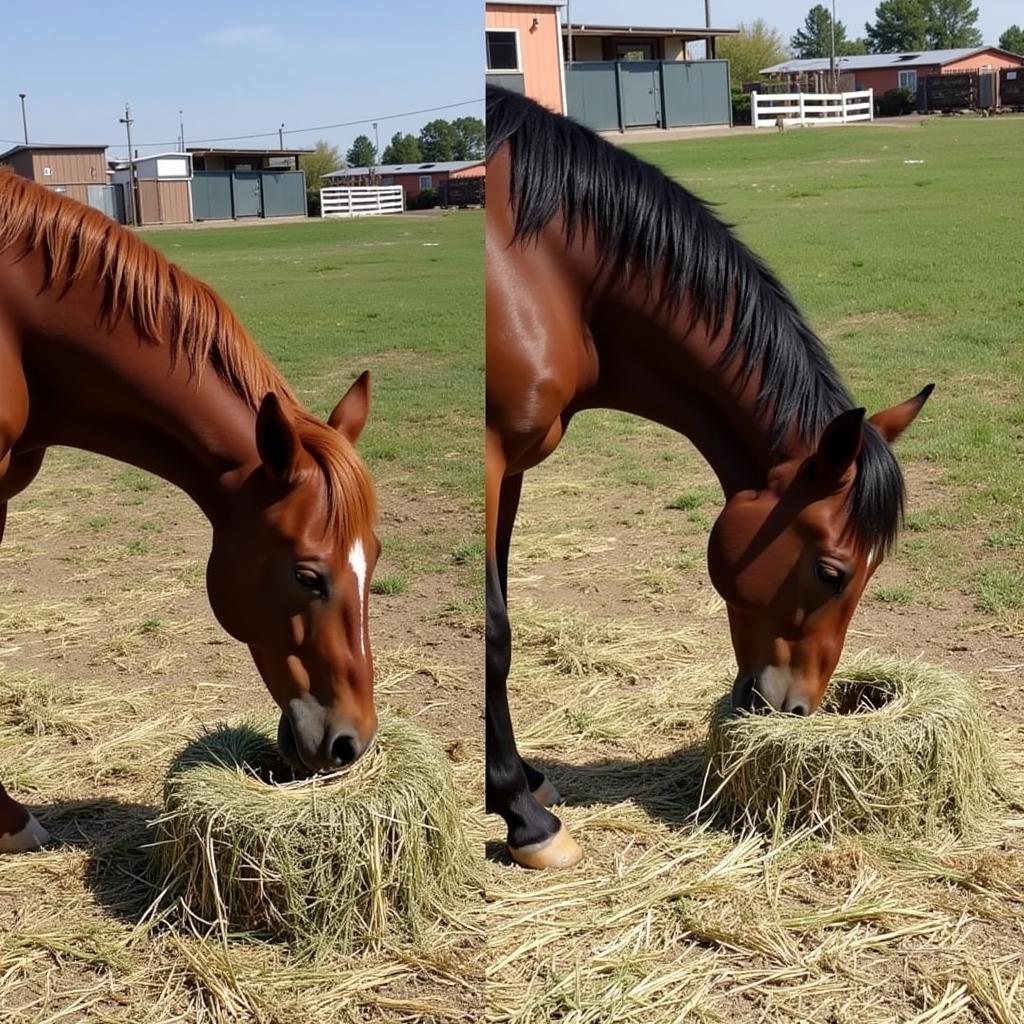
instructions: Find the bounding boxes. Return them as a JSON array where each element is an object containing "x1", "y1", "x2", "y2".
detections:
[{"x1": 119, "y1": 97, "x2": 484, "y2": 151}]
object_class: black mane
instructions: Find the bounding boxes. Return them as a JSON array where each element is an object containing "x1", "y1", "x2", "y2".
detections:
[{"x1": 486, "y1": 85, "x2": 904, "y2": 552}]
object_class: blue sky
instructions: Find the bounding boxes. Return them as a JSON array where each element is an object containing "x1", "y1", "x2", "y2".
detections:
[
  {"x1": 3, "y1": 1, "x2": 1017, "y2": 156},
  {"x1": 2, "y1": 1, "x2": 482, "y2": 158},
  {"x1": 570, "y1": 1, "x2": 1018, "y2": 51}
]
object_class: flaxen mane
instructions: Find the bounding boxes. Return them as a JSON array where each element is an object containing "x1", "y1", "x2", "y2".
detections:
[{"x1": 0, "y1": 168, "x2": 374, "y2": 537}]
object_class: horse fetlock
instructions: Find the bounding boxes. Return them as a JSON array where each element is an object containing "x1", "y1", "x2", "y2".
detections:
[{"x1": 0, "y1": 812, "x2": 50, "y2": 853}]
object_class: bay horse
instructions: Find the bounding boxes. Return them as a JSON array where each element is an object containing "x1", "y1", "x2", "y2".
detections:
[
  {"x1": 0, "y1": 169, "x2": 379, "y2": 852},
  {"x1": 485, "y1": 86, "x2": 932, "y2": 870}
]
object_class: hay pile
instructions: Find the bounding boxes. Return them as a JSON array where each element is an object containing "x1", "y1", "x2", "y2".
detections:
[
  {"x1": 155, "y1": 708, "x2": 478, "y2": 954},
  {"x1": 705, "y1": 659, "x2": 1002, "y2": 840}
]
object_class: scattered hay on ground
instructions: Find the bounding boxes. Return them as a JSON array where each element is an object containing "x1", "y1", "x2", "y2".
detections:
[
  {"x1": 704, "y1": 658, "x2": 1004, "y2": 841},
  {"x1": 155, "y1": 710, "x2": 480, "y2": 955}
]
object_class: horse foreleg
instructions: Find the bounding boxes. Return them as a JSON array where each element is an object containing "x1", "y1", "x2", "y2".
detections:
[
  {"x1": 486, "y1": 447, "x2": 581, "y2": 869},
  {"x1": 0, "y1": 496, "x2": 50, "y2": 853},
  {"x1": 496, "y1": 474, "x2": 563, "y2": 810}
]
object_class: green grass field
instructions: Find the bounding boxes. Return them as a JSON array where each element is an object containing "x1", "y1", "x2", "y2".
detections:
[
  {"x1": 144, "y1": 213, "x2": 485, "y2": 593},
  {"x1": 489, "y1": 119, "x2": 1024, "y2": 1024},
  {"x1": 144, "y1": 213, "x2": 483, "y2": 502},
  {"x1": 0, "y1": 211, "x2": 485, "y2": 1023},
  {"x1": 626, "y1": 119, "x2": 1023, "y2": 618}
]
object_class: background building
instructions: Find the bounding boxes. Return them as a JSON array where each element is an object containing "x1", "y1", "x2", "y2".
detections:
[
  {"x1": 761, "y1": 46, "x2": 1024, "y2": 95},
  {"x1": 324, "y1": 160, "x2": 485, "y2": 206},
  {"x1": 0, "y1": 143, "x2": 112, "y2": 211}
]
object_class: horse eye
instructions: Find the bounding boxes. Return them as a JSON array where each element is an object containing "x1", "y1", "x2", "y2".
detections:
[
  {"x1": 295, "y1": 568, "x2": 327, "y2": 599},
  {"x1": 815, "y1": 561, "x2": 846, "y2": 593}
]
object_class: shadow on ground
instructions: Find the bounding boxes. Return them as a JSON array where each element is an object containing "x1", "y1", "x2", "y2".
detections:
[{"x1": 28, "y1": 796, "x2": 160, "y2": 924}]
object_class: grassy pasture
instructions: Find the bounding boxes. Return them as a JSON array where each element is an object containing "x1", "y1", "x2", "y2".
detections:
[
  {"x1": 0, "y1": 211, "x2": 484, "y2": 1022},
  {"x1": 488, "y1": 119, "x2": 1024, "y2": 1022}
]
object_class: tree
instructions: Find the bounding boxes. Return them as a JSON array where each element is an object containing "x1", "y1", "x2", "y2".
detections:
[
  {"x1": 346, "y1": 134, "x2": 377, "y2": 168},
  {"x1": 792, "y1": 5, "x2": 856, "y2": 58},
  {"x1": 716, "y1": 19, "x2": 789, "y2": 90},
  {"x1": 845, "y1": 37, "x2": 870, "y2": 54},
  {"x1": 418, "y1": 119, "x2": 457, "y2": 161},
  {"x1": 451, "y1": 116, "x2": 484, "y2": 160},
  {"x1": 999, "y1": 24, "x2": 1024, "y2": 54},
  {"x1": 866, "y1": 0, "x2": 980, "y2": 52},
  {"x1": 865, "y1": 0, "x2": 928, "y2": 52},
  {"x1": 380, "y1": 132, "x2": 421, "y2": 164},
  {"x1": 298, "y1": 139, "x2": 343, "y2": 216},
  {"x1": 925, "y1": 0, "x2": 981, "y2": 47}
]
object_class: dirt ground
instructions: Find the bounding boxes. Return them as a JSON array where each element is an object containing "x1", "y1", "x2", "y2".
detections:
[
  {"x1": 0, "y1": 447, "x2": 483, "y2": 1023},
  {"x1": 484, "y1": 413, "x2": 1024, "y2": 1024}
]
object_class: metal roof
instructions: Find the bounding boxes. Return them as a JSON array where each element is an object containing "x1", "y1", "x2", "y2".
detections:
[
  {"x1": 487, "y1": 1, "x2": 565, "y2": 6},
  {"x1": 761, "y1": 47, "x2": 1021, "y2": 74},
  {"x1": 324, "y1": 160, "x2": 484, "y2": 178},
  {"x1": 0, "y1": 142, "x2": 107, "y2": 161},
  {"x1": 186, "y1": 146, "x2": 314, "y2": 156},
  {"x1": 565, "y1": 23, "x2": 739, "y2": 38}
]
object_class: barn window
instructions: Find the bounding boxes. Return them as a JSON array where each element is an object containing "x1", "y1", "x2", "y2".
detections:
[
  {"x1": 487, "y1": 30, "x2": 520, "y2": 71},
  {"x1": 419, "y1": 174, "x2": 433, "y2": 189},
  {"x1": 899, "y1": 70, "x2": 918, "y2": 91}
]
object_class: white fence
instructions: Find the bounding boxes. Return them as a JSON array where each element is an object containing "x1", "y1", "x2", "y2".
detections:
[
  {"x1": 751, "y1": 89, "x2": 874, "y2": 129},
  {"x1": 320, "y1": 186, "x2": 405, "y2": 218}
]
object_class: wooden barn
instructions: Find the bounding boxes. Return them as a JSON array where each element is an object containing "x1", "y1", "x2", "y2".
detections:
[{"x1": 0, "y1": 143, "x2": 118, "y2": 217}]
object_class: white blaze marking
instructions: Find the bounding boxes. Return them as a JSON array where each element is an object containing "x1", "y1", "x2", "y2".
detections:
[
  {"x1": 866, "y1": 544, "x2": 880, "y2": 571},
  {"x1": 349, "y1": 539, "x2": 367, "y2": 657}
]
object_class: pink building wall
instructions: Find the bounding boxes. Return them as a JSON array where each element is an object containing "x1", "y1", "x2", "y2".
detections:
[{"x1": 486, "y1": 4, "x2": 565, "y2": 114}]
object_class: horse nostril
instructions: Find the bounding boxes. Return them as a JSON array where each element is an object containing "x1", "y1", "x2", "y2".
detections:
[
  {"x1": 330, "y1": 732, "x2": 359, "y2": 767},
  {"x1": 789, "y1": 703, "x2": 809, "y2": 717}
]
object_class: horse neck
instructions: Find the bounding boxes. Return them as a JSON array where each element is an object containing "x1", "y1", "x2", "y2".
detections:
[
  {"x1": 15, "y1": 254, "x2": 266, "y2": 524},
  {"x1": 588, "y1": 275, "x2": 807, "y2": 497}
]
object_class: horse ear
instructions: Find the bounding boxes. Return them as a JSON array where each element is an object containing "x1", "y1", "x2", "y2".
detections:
[
  {"x1": 868, "y1": 384, "x2": 934, "y2": 443},
  {"x1": 256, "y1": 392, "x2": 301, "y2": 483},
  {"x1": 328, "y1": 370, "x2": 371, "y2": 443},
  {"x1": 815, "y1": 407, "x2": 865, "y2": 479}
]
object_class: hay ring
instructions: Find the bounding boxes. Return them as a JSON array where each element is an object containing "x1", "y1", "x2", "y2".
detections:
[
  {"x1": 155, "y1": 709, "x2": 477, "y2": 953},
  {"x1": 704, "y1": 659, "x2": 1001, "y2": 840}
]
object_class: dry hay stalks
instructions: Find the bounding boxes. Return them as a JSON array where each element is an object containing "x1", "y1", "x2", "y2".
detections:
[
  {"x1": 704, "y1": 657, "x2": 1007, "y2": 842},
  {"x1": 510, "y1": 602, "x2": 704, "y2": 683},
  {"x1": 153, "y1": 709, "x2": 481, "y2": 957}
]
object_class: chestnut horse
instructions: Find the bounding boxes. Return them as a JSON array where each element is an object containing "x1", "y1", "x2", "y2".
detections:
[
  {"x1": 485, "y1": 86, "x2": 932, "y2": 869},
  {"x1": 0, "y1": 170, "x2": 379, "y2": 852}
]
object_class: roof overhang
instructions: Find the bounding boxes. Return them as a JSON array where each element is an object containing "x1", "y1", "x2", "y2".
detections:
[
  {"x1": 186, "y1": 147, "x2": 314, "y2": 157},
  {"x1": 565, "y1": 23, "x2": 739, "y2": 38},
  {"x1": 0, "y1": 143, "x2": 107, "y2": 161}
]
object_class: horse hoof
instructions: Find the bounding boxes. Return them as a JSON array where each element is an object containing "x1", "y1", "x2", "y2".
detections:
[
  {"x1": 0, "y1": 813, "x2": 50, "y2": 853},
  {"x1": 509, "y1": 825, "x2": 583, "y2": 870},
  {"x1": 531, "y1": 777, "x2": 562, "y2": 808}
]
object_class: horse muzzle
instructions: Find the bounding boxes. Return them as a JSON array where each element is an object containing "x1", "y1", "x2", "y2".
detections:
[
  {"x1": 277, "y1": 699, "x2": 377, "y2": 774},
  {"x1": 731, "y1": 666, "x2": 816, "y2": 717}
]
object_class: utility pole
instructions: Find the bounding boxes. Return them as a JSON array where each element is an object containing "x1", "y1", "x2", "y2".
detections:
[
  {"x1": 119, "y1": 103, "x2": 139, "y2": 227},
  {"x1": 704, "y1": 0, "x2": 715, "y2": 60},
  {"x1": 372, "y1": 121, "x2": 379, "y2": 163},
  {"x1": 279, "y1": 123, "x2": 285, "y2": 150},
  {"x1": 830, "y1": 0, "x2": 838, "y2": 92},
  {"x1": 18, "y1": 93, "x2": 28, "y2": 144},
  {"x1": 566, "y1": 0, "x2": 573, "y2": 65},
  {"x1": 179, "y1": 109, "x2": 185, "y2": 152}
]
